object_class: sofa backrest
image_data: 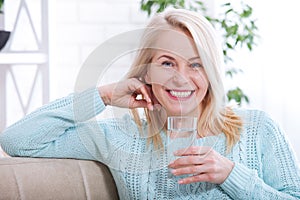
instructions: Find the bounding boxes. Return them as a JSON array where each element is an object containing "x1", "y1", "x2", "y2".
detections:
[{"x1": 0, "y1": 157, "x2": 119, "y2": 200}]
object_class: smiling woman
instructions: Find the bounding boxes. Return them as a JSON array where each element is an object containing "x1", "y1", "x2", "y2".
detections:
[{"x1": 0, "y1": 8, "x2": 300, "y2": 199}]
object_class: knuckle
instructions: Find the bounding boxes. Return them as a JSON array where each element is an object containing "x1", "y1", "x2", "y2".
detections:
[
  {"x1": 193, "y1": 175, "x2": 202, "y2": 182},
  {"x1": 188, "y1": 156, "x2": 195, "y2": 163},
  {"x1": 207, "y1": 147, "x2": 214, "y2": 152},
  {"x1": 207, "y1": 173, "x2": 216, "y2": 181},
  {"x1": 210, "y1": 158, "x2": 217, "y2": 164},
  {"x1": 191, "y1": 167, "x2": 198, "y2": 174},
  {"x1": 206, "y1": 157, "x2": 216, "y2": 164},
  {"x1": 196, "y1": 156, "x2": 202, "y2": 164},
  {"x1": 190, "y1": 146, "x2": 199, "y2": 154},
  {"x1": 129, "y1": 78, "x2": 136, "y2": 84},
  {"x1": 132, "y1": 78, "x2": 141, "y2": 86},
  {"x1": 174, "y1": 169, "x2": 181, "y2": 174},
  {"x1": 210, "y1": 164, "x2": 218, "y2": 173}
]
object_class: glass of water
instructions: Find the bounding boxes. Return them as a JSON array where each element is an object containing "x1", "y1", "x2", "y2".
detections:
[{"x1": 167, "y1": 116, "x2": 197, "y2": 178}]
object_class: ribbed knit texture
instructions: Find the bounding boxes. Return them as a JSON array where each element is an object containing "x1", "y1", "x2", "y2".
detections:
[{"x1": 1, "y1": 88, "x2": 300, "y2": 199}]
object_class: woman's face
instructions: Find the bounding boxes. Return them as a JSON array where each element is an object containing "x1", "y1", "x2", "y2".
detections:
[{"x1": 145, "y1": 29, "x2": 209, "y2": 116}]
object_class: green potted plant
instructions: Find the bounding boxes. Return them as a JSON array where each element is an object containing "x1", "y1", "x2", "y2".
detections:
[
  {"x1": 140, "y1": 1, "x2": 258, "y2": 105},
  {"x1": 0, "y1": 0, "x2": 3, "y2": 13},
  {"x1": 0, "y1": 0, "x2": 10, "y2": 51}
]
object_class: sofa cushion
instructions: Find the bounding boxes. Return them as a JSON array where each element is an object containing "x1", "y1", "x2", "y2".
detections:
[{"x1": 0, "y1": 157, "x2": 119, "y2": 200}]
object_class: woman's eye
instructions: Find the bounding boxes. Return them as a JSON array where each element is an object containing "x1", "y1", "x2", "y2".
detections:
[
  {"x1": 161, "y1": 61, "x2": 175, "y2": 67},
  {"x1": 190, "y1": 63, "x2": 202, "y2": 69}
]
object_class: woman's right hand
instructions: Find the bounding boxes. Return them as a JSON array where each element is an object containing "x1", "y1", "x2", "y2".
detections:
[{"x1": 98, "y1": 78, "x2": 156, "y2": 110}]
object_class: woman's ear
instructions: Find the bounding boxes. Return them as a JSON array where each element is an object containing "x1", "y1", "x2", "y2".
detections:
[{"x1": 144, "y1": 71, "x2": 151, "y2": 84}]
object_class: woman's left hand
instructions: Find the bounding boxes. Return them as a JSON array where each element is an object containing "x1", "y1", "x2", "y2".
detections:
[{"x1": 168, "y1": 146, "x2": 234, "y2": 184}]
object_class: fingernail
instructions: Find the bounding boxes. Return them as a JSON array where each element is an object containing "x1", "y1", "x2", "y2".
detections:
[
  {"x1": 149, "y1": 104, "x2": 154, "y2": 111},
  {"x1": 154, "y1": 104, "x2": 161, "y2": 111},
  {"x1": 168, "y1": 161, "x2": 174, "y2": 166},
  {"x1": 178, "y1": 180, "x2": 184, "y2": 184}
]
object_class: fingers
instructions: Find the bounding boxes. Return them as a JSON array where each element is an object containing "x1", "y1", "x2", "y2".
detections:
[
  {"x1": 167, "y1": 147, "x2": 234, "y2": 184},
  {"x1": 169, "y1": 146, "x2": 216, "y2": 170},
  {"x1": 138, "y1": 84, "x2": 154, "y2": 111},
  {"x1": 130, "y1": 78, "x2": 161, "y2": 111},
  {"x1": 145, "y1": 84, "x2": 161, "y2": 109},
  {"x1": 110, "y1": 78, "x2": 159, "y2": 110},
  {"x1": 129, "y1": 84, "x2": 152, "y2": 110},
  {"x1": 170, "y1": 164, "x2": 209, "y2": 176},
  {"x1": 103, "y1": 78, "x2": 161, "y2": 110},
  {"x1": 168, "y1": 157, "x2": 218, "y2": 184},
  {"x1": 130, "y1": 99, "x2": 149, "y2": 109},
  {"x1": 174, "y1": 146, "x2": 213, "y2": 157},
  {"x1": 177, "y1": 173, "x2": 212, "y2": 184},
  {"x1": 168, "y1": 146, "x2": 214, "y2": 169},
  {"x1": 168, "y1": 155, "x2": 204, "y2": 168}
]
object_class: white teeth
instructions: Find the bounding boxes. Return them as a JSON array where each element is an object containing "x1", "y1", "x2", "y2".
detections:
[{"x1": 169, "y1": 90, "x2": 192, "y2": 98}]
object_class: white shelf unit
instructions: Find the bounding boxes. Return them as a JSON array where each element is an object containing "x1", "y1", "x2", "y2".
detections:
[{"x1": 0, "y1": 0, "x2": 49, "y2": 131}]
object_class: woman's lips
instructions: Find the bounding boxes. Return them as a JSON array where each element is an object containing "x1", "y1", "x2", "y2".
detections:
[{"x1": 166, "y1": 89, "x2": 195, "y2": 99}]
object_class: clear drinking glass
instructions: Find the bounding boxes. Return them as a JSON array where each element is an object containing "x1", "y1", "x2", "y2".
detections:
[{"x1": 167, "y1": 116, "x2": 197, "y2": 178}]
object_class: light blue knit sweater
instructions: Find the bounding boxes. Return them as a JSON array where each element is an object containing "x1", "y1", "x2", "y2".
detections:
[{"x1": 1, "y1": 88, "x2": 300, "y2": 199}]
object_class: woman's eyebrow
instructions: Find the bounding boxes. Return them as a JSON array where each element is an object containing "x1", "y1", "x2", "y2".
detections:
[
  {"x1": 157, "y1": 55, "x2": 176, "y2": 60},
  {"x1": 157, "y1": 55, "x2": 201, "y2": 62},
  {"x1": 188, "y1": 56, "x2": 201, "y2": 61}
]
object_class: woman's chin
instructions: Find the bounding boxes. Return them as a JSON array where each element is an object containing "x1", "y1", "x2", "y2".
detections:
[{"x1": 165, "y1": 108, "x2": 196, "y2": 116}]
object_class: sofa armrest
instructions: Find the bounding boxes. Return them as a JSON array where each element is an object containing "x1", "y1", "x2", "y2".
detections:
[{"x1": 0, "y1": 157, "x2": 119, "y2": 200}]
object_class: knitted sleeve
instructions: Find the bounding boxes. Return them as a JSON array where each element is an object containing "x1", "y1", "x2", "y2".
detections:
[
  {"x1": 0, "y1": 88, "x2": 115, "y2": 162},
  {"x1": 221, "y1": 111, "x2": 300, "y2": 199}
]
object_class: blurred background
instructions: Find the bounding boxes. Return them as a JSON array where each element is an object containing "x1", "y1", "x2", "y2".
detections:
[{"x1": 0, "y1": 0, "x2": 299, "y2": 160}]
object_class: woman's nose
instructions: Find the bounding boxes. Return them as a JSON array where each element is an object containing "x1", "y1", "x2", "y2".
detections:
[{"x1": 172, "y1": 66, "x2": 189, "y2": 86}]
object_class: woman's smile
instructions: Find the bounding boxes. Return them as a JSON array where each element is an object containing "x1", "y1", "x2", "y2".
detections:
[{"x1": 166, "y1": 89, "x2": 195, "y2": 100}]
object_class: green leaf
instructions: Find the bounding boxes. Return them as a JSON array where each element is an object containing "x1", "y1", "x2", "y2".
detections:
[
  {"x1": 179, "y1": 0, "x2": 185, "y2": 7},
  {"x1": 222, "y1": 2, "x2": 231, "y2": 7},
  {"x1": 0, "y1": 0, "x2": 3, "y2": 11},
  {"x1": 235, "y1": 34, "x2": 245, "y2": 45},
  {"x1": 195, "y1": 1, "x2": 204, "y2": 6},
  {"x1": 247, "y1": 42, "x2": 252, "y2": 50},
  {"x1": 226, "y1": 70, "x2": 234, "y2": 78},
  {"x1": 226, "y1": 24, "x2": 238, "y2": 36},
  {"x1": 226, "y1": 42, "x2": 233, "y2": 49},
  {"x1": 221, "y1": 20, "x2": 227, "y2": 28},
  {"x1": 241, "y1": 5, "x2": 252, "y2": 18},
  {"x1": 227, "y1": 87, "x2": 249, "y2": 105},
  {"x1": 140, "y1": 0, "x2": 154, "y2": 16},
  {"x1": 225, "y1": 8, "x2": 233, "y2": 15}
]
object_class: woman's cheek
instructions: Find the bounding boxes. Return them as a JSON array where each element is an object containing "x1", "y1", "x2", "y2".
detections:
[
  {"x1": 151, "y1": 85, "x2": 164, "y2": 105},
  {"x1": 192, "y1": 72, "x2": 209, "y2": 90}
]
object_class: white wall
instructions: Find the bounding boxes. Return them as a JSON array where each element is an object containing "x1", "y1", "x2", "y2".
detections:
[{"x1": 48, "y1": 0, "x2": 149, "y2": 99}]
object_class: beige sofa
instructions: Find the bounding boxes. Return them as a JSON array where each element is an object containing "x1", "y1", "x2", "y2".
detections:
[{"x1": 0, "y1": 157, "x2": 119, "y2": 200}]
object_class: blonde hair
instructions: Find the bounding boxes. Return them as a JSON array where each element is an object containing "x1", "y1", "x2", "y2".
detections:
[{"x1": 125, "y1": 9, "x2": 242, "y2": 153}]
